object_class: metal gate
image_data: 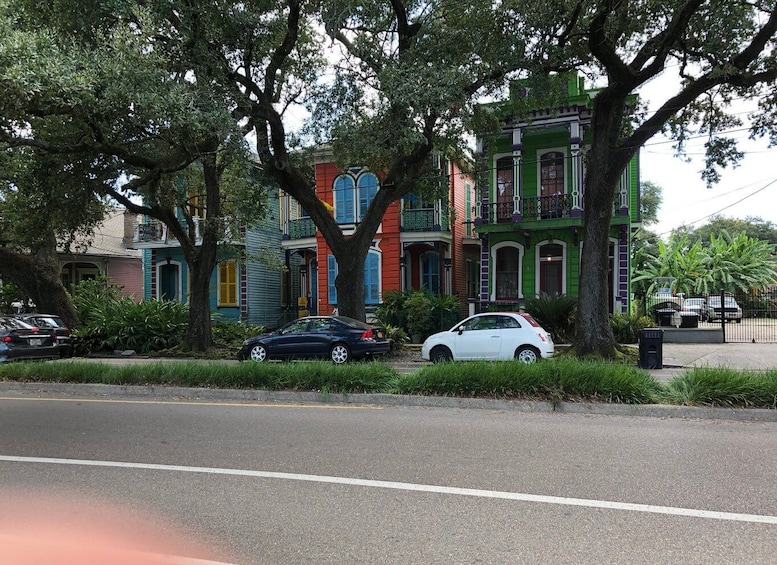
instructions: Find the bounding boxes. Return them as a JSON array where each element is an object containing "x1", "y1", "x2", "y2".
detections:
[{"x1": 710, "y1": 290, "x2": 777, "y2": 343}]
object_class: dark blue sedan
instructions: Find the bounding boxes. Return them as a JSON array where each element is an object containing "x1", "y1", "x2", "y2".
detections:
[
  {"x1": 0, "y1": 316, "x2": 58, "y2": 363},
  {"x1": 237, "y1": 316, "x2": 390, "y2": 364}
]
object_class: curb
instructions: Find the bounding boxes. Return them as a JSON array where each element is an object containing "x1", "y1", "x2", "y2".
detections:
[{"x1": 2, "y1": 381, "x2": 776, "y2": 423}]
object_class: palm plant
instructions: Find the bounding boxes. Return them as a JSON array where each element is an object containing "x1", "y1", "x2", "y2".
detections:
[{"x1": 524, "y1": 292, "x2": 577, "y2": 344}]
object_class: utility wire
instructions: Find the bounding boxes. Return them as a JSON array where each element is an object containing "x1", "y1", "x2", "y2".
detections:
[{"x1": 655, "y1": 177, "x2": 777, "y2": 236}]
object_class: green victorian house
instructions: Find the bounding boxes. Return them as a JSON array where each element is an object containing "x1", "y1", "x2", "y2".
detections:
[{"x1": 474, "y1": 73, "x2": 641, "y2": 314}]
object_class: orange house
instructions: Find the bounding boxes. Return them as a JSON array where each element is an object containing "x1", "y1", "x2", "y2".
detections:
[{"x1": 280, "y1": 151, "x2": 479, "y2": 317}]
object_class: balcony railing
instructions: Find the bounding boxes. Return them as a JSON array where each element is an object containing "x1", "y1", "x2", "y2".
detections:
[
  {"x1": 133, "y1": 217, "x2": 202, "y2": 245},
  {"x1": 288, "y1": 217, "x2": 317, "y2": 239},
  {"x1": 483, "y1": 193, "x2": 627, "y2": 223},
  {"x1": 402, "y1": 206, "x2": 450, "y2": 232}
]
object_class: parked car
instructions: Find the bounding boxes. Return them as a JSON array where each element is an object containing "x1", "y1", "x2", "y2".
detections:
[
  {"x1": 707, "y1": 295, "x2": 743, "y2": 323},
  {"x1": 682, "y1": 297, "x2": 708, "y2": 322},
  {"x1": 237, "y1": 315, "x2": 390, "y2": 364},
  {"x1": 16, "y1": 314, "x2": 72, "y2": 357},
  {"x1": 0, "y1": 316, "x2": 59, "y2": 362},
  {"x1": 421, "y1": 312, "x2": 554, "y2": 364}
]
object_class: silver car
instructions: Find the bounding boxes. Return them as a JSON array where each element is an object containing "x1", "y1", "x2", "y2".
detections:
[{"x1": 707, "y1": 295, "x2": 743, "y2": 323}]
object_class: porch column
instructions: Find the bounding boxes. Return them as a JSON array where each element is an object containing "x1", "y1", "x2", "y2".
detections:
[
  {"x1": 511, "y1": 129, "x2": 523, "y2": 222},
  {"x1": 618, "y1": 168, "x2": 629, "y2": 215},
  {"x1": 569, "y1": 121, "x2": 583, "y2": 218}
]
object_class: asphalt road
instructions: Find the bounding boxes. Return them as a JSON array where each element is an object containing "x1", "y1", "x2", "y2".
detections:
[{"x1": 2, "y1": 391, "x2": 777, "y2": 564}]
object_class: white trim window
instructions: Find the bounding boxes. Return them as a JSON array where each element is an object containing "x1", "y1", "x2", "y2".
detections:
[{"x1": 491, "y1": 241, "x2": 524, "y2": 301}]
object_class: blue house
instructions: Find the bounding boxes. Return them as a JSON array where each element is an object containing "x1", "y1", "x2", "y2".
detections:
[{"x1": 133, "y1": 186, "x2": 299, "y2": 328}]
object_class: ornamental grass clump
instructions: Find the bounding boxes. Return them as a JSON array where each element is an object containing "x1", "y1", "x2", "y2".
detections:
[
  {"x1": 551, "y1": 359, "x2": 661, "y2": 404},
  {"x1": 397, "y1": 358, "x2": 660, "y2": 404},
  {"x1": 662, "y1": 367, "x2": 777, "y2": 408},
  {"x1": 395, "y1": 361, "x2": 548, "y2": 398}
]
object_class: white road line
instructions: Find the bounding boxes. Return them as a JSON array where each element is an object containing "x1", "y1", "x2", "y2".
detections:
[{"x1": 3, "y1": 455, "x2": 777, "y2": 525}]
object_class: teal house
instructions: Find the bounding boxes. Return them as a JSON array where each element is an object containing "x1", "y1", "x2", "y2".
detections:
[
  {"x1": 475, "y1": 73, "x2": 641, "y2": 313},
  {"x1": 133, "y1": 185, "x2": 300, "y2": 328}
]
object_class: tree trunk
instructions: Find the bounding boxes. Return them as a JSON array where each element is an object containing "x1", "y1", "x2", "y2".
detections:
[
  {"x1": 333, "y1": 244, "x2": 368, "y2": 320},
  {"x1": 180, "y1": 159, "x2": 223, "y2": 352},
  {"x1": 0, "y1": 245, "x2": 78, "y2": 329},
  {"x1": 186, "y1": 252, "x2": 214, "y2": 351},
  {"x1": 574, "y1": 93, "x2": 628, "y2": 358}
]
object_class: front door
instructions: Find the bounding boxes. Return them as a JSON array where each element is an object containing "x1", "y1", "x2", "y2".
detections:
[
  {"x1": 538, "y1": 243, "x2": 563, "y2": 296},
  {"x1": 159, "y1": 263, "x2": 179, "y2": 301}
]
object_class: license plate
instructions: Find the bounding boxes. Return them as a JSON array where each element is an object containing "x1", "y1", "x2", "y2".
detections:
[{"x1": 29, "y1": 338, "x2": 42, "y2": 346}]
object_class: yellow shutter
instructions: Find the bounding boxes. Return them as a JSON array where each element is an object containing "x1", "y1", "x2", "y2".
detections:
[{"x1": 219, "y1": 261, "x2": 237, "y2": 306}]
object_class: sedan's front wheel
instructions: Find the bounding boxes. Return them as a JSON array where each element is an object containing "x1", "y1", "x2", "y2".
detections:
[
  {"x1": 249, "y1": 344, "x2": 269, "y2": 362},
  {"x1": 515, "y1": 345, "x2": 540, "y2": 364},
  {"x1": 330, "y1": 343, "x2": 351, "y2": 364}
]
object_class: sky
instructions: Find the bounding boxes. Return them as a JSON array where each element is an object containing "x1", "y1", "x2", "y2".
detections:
[{"x1": 636, "y1": 78, "x2": 777, "y2": 238}]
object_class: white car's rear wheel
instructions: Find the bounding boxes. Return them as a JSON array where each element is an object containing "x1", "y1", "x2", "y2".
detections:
[{"x1": 515, "y1": 345, "x2": 540, "y2": 364}]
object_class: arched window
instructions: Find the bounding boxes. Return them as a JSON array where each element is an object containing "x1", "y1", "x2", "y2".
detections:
[
  {"x1": 358, "y1": 173, "x2": 379, "y2": 219},
  {"x1": 495, "y1": 245, "x2": 521, "y2": 301},
  {"x1": 334, "y1": 175, "x2": 355, "y2": 223}
]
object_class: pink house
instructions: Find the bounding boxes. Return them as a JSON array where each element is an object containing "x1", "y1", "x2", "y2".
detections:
[{"x1": 59, "y1": 208, "x2": 143, "y2": 300}]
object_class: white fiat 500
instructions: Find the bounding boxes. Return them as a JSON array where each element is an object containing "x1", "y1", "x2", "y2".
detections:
[{"x1": 421, "y1": 312, "x2": 554, "y2": 364}]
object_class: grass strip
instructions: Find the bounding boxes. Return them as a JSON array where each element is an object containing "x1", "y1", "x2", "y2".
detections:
[
  {"x1": 0, "y1": 361, "x2": 398, "y2": 394},
  {"x1": 2, "y1": 359, "x2": 777, "y2": 409}
]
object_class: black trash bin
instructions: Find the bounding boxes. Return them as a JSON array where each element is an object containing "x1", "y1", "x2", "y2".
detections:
[
  {"x1": 637, "y1": 328, "x2": 663, "y2": 369},
  {"x1": 680, "y1": 312, "x2": 699, "y2": 328},
  {"x1": 656, "y1": 309, "x2": 676, "y2": 327}
]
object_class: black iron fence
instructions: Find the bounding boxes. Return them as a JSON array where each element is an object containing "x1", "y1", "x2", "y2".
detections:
[{"x1": 647, "y1": 290, "x2": 777, "y2": 343}]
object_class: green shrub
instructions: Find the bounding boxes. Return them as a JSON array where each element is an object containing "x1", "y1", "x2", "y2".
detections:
[
  {"x1": 430, "y1": 293, "x2": 461, "y2": 333},
  {"x1": 72, "y1": 277, "x2": 126, "y2": 326},
  {"x1": 610, "y1": 313, "x2": 655, "y2": 344},
  {"x1": 72, "y1": 278, "x2": 189, "y2": 354},
  {"x1": 374, "y1": 289, "x2": 411, "y2": 330},
  {"x1": 212, "y1": 321, "x2": 266, "y2": 347},
  {"x1": 375, "y1": 289, "x2": 462, "y2": 342},
  {"x1": 382, "y1": 324, "x2": 409, "y2": 352},
  {"x1": 524, "y1": 293, "x2": 577, "y2": 343},
  {"x1": 404, "y1": 289, "x2": 435, "y2": 342}
]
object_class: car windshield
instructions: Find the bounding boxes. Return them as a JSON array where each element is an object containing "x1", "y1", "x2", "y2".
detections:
[{"x1": 685, "y1": 299, "x2": 704, "y2": 306}]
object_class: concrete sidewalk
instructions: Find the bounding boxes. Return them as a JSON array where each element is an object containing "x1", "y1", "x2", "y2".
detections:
[{"x1": 648, "y1": 342, "x2": 777, "y2": 381}]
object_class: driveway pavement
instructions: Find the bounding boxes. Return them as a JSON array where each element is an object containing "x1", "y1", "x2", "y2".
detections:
[{"x1": 652, "y1": 341, "x2": 777, "y2": 381}]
